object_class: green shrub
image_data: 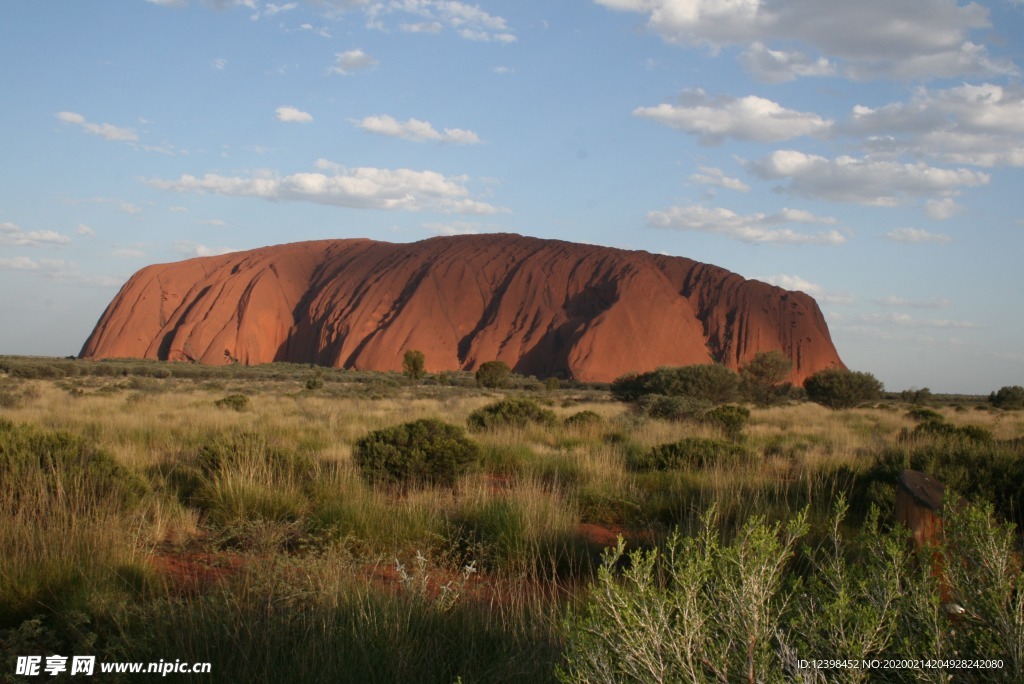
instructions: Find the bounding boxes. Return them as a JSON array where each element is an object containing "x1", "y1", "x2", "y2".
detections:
[
  {"x1": 560, "y1": 508, "x2": 808, "y2": 683},
  {"x1": 739, "y1": 350, "x2": 793, "y2": 406},
  {"x1": 905, "y1": 406, "x2": 943, "y2": 423},
  {"x1": 467, "y1": 397, "x2": 556, "y2": 431},
  {"x1": 475, "y1": 360, "x2": 511, "y2": 389},
  {"x1": 910, "y1": 419, "x2": 993, "y2": 444},
  {"x1": 194, "y1": 432, "x2": 317, "y2": 480},
  {"x1": 545, "y1": 377, "x2": 561, "y2": 391},
  {"x1": 989, "y1": 385, "x2": 1024, "y2": 410},
  {"x1": 214, "y1": 394, "x2": 250, "y2": 411},
  {"x1": 803, "y1": 368, "x2": 883, "y2": 409},
  {"x1": 633, "y1": 394, "x2": 710, "y2": 421},
  {"x1": 305, "y1": 369, "x2": 325, "y2": 390},
  {"x1": 701, "y1": 404, "x2": 750, "y2": 440},
  {"x1": 611, "y1": 364, "x2": 740, "y2": 404},
  {"x1": 628, "y1": 437, "x2": 748, "y2": 471},
  {"x1": 0, "y1": 419, "x2": 148, "y2": 509},
  {"x1": 353, "y1": 418, "x2": 479, "y2": 489},
  {"x1": 563, "y1": 410, "x2": 602, "y2": 428},
  {"x1": 402, "y1": 350, "x2": 426, "y2": 382}
]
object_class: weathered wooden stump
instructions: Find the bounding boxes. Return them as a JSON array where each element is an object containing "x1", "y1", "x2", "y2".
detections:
[{"x1": 895, "y1": 469, "x2": 945, "y2": 550}]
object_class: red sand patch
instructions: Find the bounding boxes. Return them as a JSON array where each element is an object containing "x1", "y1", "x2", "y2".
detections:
[{"x1": 149, "y1": 552, "x2": 245, "y2": 594}]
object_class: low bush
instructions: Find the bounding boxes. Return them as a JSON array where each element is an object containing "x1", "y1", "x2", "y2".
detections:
[
  {"x1": 354, "y1": 418, "x2": 480, "y2": 489},
  {"x1": 563, "y1": 410, "x2": 602, "y2": 428},
  {"x1": 701, "y1": 404, "x2": 750, "y2": 440},
  {"x1": 611, "y1": 364, "x2": 740, "y2": 404},
  {"x1": 467, "y1": 397, "x2": 556, "y2": 431},
  {"x1": 910, "y1": 419, "x2": 993, "y2": 444},
  {"x1": 627, "y1": 437, "x2": 748, "y2": 471},
  {"x1": 904, "y1": 406, "x2": 943, "y2": 423},
  {"x1": 633, "y1": 394, "x2": 710, "y2": 422},
  {"x1": 0, "y1": 419, "x2": 148, "y2": 510},
  {"x1": 803, "y1": 368, "x2": 883, "y2": 410},
  {"x1": 214, "y1": 394, "x2": 250, "y2": 411}
]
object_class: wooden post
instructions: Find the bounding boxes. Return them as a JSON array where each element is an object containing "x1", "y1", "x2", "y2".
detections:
[{"x1": 895, "y1": 469, "x2": 945, "y2": 550}]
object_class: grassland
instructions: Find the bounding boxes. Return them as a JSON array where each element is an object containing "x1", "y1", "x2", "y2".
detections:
[{"x1": 1, "y1": 357, "x2": 1023, "y2": 682}]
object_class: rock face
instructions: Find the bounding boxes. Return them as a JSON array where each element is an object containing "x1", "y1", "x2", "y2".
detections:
[{"x1": 80, "y1": 234, "x2": 845, "y2": 384}]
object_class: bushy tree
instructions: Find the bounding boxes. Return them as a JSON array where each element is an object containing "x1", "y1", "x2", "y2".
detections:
[
  {"x1": 353, "y1": 418, "x2": 479, "y2": 489},
  {"x1": 402, "y1": 349, "x2": 426, "y2": 382},
  {"x1": 989, "y1": 385, "x2": 1024, "y2": 410},
  {"x1": 475, "y1": 360, "x2": 511, "y2": 388},
  {"x1": 740, "y1": 350, "x2": 793, "y2": 406},
  {"x1": 803, "y1": 368, "x2": 883, "y2": 410},
  {"x1": 611, "y1": 364, "x2": 740, "y2": 405}
]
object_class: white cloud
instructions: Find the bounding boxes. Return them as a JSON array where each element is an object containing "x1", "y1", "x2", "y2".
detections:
[
  {"x1": 275, "y1": 105, "x2": 314, "y2": 123},
  {"x1": 200, "y1": 219, "x2": 227, "y2": 227},
  {"x1": 739, "y1": 42, "x2": 835, "y2": 83},
  {"x1": 0, "y1": 256, "x2": 121, "y2": 287},
  {"x1": 112, "y1": 248, "x2": 148, "y2": 258},
  {"x1": 634, "y1": 90, "x2": 832, "y2": 145},
  {"x1": 688, "y1": 166, "x2": 749, "y2": 192},
  {"x1": 329, "y1": 49, "x2": 378, "y2": 75},
  {"x1": 873, "y1": 295, "x2": 952, "y2": 308},
  {"x1": 119, "y1": 202, "x2": 143, "y2": 214},
  {"x1": 212, "y1": 58, "x2": 227, "y2": 70},
  {"x1": 76, "y1": 224, "x2": 96, "y2": 237},
  {"x1": 422, "y1": 221, "x2": 501, "y2": 236},
  {"x1": 174, "y1": 241, "x2": 239, "y2": 258},
  {"x1": 924, "y1": 197, "x2": 962, "y2": 220},
  {"x1": 592, "y1": 0, "x2": 1016, "y2": 80},
  {"x1": 354, "y1": 114, "x2": 481, "y2": 144},
  {"x1": 884, "y1": 227, "x2": 953, "y2": 243},
  {"x1": 401, "y1": 21, "x2": 444, "y2": 33},
  {"x1": 647, "y1": 204, "x2": 846, "y2": 244},
  {"x1": 0, "y1": 222, "x2": 71, "y2": 247},
  {"x1": 148, "y1": 159, "x2": 505, "y2": 214},
  {"x1": 859, "y1": 312, "x2": 977, "y2": 329},
  {"x1": 758, "y1": 273, "x2": 855, "y2": 304},
  {"x1": 367, "y1": 1, "x2": 516, "y2": 42},
  {"x1": 748, "y1": 150, "x2": 989, "y2": 206},
  {"x1": 848, "y1": 83, "x2": 1024, "y2": 167},
  {"x1": 56, "y1": 111, "x2": 138, "y2": 142}
]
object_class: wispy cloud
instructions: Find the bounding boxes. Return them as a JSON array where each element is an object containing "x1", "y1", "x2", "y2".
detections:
[
  {"x1": 748, "y1": 151, "x2": 988, "y2": 207},
  {"x1": 56, "y1": 111, "x2": 138, "y2": 142},
  {"x1": 873, "y1": 295, "x2": 952, "y2": 309},
  {"x1": 328, "y1": 49, "x2": 378, "y2": 76},
  {"x1": 0, "y1": 256, "x2": 121, "y2": 287},
  {"x1": 592, "y1": 0, "x2": 1016, "y2": 80},
  {"x1": 634, "y1": 90, "x2": 832, "y2": 145},
  {"x1": 688, "y1": 166, "x2": 750, "y2": 192},
  {"x1": 147, "y1": 159, "x2": 505, "y2": 215},
  {"x1": 648, "y1": 205, "x2": 845, "y2": 245},
  {"x1": 758, "y1": 273, "x2": 855, "y2": 304},
  {"x1": 884, "y1": 227, "x2": 952, "y2": 243},
  {"x1": 0, "y1": 222, "x2": 71, "y2": 247},
  {"x1": 353, "y1": 114, "x2": 481, "y2": 144}
]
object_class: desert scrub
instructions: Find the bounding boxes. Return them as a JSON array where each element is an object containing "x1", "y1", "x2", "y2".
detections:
[
  {"x1": 467, "y1": 397, "x2": 556, "y2": 432},
  {"x1": 354, "y1": 418, "x2": 480, "y2": 489},
  {"x1": 633, "y1": 394, "x2": 711, "y2": 421},
  {"x1": 560, "y1": 507, "x2": 808, "y2": 683},
  {"x1": 0, "y1": 419, "x2": 148, "y2": 509},
  {"x1": 701, "y1": 404, "x2": 750, "y2": 441},
  {"x1": 627, "y1": 437, "x2": 749, "y2": 471},
  {"x1": 563, "y1": 410, "x2": 603, "y2": 428},
  {"x1": 214, "y1": 393, "x2": 250, "y2": 411}
]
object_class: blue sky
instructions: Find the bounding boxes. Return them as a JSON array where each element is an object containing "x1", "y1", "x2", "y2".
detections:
[{"x1": 1, "y1": 0, "x2": 1022, "y2": 394}]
